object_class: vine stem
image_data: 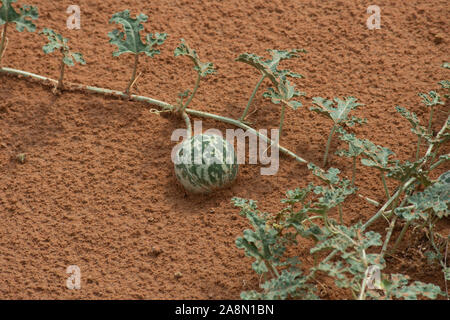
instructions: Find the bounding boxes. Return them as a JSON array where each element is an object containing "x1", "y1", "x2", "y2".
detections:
[
  {"x1": 0, "y1": 23, "x2": 8, "y2": 65},
  {"x1": 181, "y1": 72, "x2": 200, "y2": 112},
  {"x1": 125, "y1": 53, "x2": 139, "y2": 95},
  {"x1": 0, "y1": 66, "x2": 311, "y2": 166},
  {"x1": 323, "y1": 124, "x2": 337, "y2": 167},
  {"x1": 240, "y1": 73, "x2": 266, "y2": 121}
]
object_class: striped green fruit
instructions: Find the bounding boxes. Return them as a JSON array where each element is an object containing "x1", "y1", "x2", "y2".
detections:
[{"x1": 174, "y1": 134, "x2": 238, "y2": 194}]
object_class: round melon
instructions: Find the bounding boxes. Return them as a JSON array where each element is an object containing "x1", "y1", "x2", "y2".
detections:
[{"x1": 173, "y1": 134, "x2": 238, "y2": 194}]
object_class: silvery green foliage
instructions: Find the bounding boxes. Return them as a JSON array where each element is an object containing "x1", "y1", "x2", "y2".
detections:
[
  {"x1": 235, "y1": 163, "x2": 444, "y2": 300},
  {"x1": 311, "y1": 222, "x2": 385, "y2": 296},
  {"x1": 380, "y1": 274, "x2": 444, "y2": 300},
  {"x1": 0, "y1": 0, "x2": 38, "y2": 31},
  {"x1": 395, "y1": 170, "x2": 449, "y2": 221},
  {"x1": 335, "y1": 127, "x2": 364, "y2": 159},
  {"x1": 310, "y1": 96, "x2": 366, "y2": 127},
  {"x1": 236, "y1": 49, "x2": 305, "y2": 85},
  {"x1": 237, "y1": 49, "x2": 306, "y2": 110},
  {"x1": 418, "y1": 91, "x2": 444, "y2": 108},
  {"x1": 440, "y1": 62, "x2": 450, "y2": 98},
  {"x1": 108, "y1": 10, "x2": 167, "y2": 57},
  {"x1": 241, "y1": 269, "x2": 317, "y2": 300},
  {"x1": 232, "y1": 197, "x2": 318, "y2": 300},
  {"x1": 40, "y1": 28, "x2": 85, "y2": 66},
  {"x1": 234, "y1": 166, "x2": 357, "y2": 300},
  {"x1": 263, "y1": 78, "x2": 304, "y2": 110},
  {"x1": 174, "y1": 39, "x2": 215, "y2": 77},
  {"x1": 174, "y1": 134, "x2": 238, "y2": 194},
  {"x1": 395, "y1": 106, "x2": 430, "y2": 140}
]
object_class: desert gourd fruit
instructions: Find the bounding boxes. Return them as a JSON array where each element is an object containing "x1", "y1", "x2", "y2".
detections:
[{"x1": 174, "y1": 134, "x2": 238, "y2": 194}]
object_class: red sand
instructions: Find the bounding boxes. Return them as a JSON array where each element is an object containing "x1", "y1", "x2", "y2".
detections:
[{"x1": 0, "y1": 0, "x2": 449, "y2": 299}]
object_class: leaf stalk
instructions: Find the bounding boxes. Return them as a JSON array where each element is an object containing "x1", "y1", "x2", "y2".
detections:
[
  {"x1": 0, "y1": 23, "x2": 8, "y2": 65},
  {"x1": 125, "y1": 53, "x2": 139, "y2": 94},
  {"x1": 181, "y1": 72, "x2": 201, "y2": 112},
  {"x1": 240, "y1": 73, "x2": 266, "y2": 121},
  {"x1": 323, "y1": 124, "x2": 337, "y2": 166}
]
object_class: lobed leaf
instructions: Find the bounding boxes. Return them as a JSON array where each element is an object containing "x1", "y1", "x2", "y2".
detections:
[
  {"x1": 236, "y1": 49, "x2": 306, "y2": 86},
  {"x1": 263, "y1": 78, "x2": 305, "y2": 110},
  {"x1": 396, "y1": 106, "x2": 430, "y2": 140},
  {"x1": 396, "y1": 171, "x2": 449, "y2": 220},
  {"x1": 40, "y1": 28, "x2": 85, "y2": 66},
  {"x1": 174, "y1": 38, "x2": 215, "y2": 77},
  {"x1": 310, "y1": 96, "x2": 365, "y2": 126},
  {"x1": 384, "y1": 274, "x2": 444, "y2": 300},
  {"x1": 336, "y1": 127, "x2": 364, "y2": 158},
  {"x1": 108, "y1": 10, "x2": 167, "y2": 57},
  {"x1": 418, "y1": 91, "x2": 444, "y2": 107},
  {"x1": 0, "y1": 0, "x2": 38, "y2": 32},
  {"x1": 241, "y1": 269, "x2": 317, "y2": 300}
]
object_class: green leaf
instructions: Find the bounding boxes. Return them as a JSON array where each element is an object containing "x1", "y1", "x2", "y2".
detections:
[
  {"x1": 108, "y1": 10, "x2": 167, "y2": 57},
  {"x1": 397, "y1": 172, "x2": 449, "y2": 220},
  {"x1": 385, "y1": 274, "x2": 444, "y2": 300},
  {"x1": 236, "y1": 49, "x2": 306, "y2": 86},
  {"x1": 418, "y1": 91, "x2": 444, "y2": 107},
  {"x1": 174, "y1": 38, "x2": 215, "y2": 77},
  {"x1": 40, "y1": 28, "x2": 85, "y2": 66},
  {"x1": 263, "y1": 78, "x2": 305, "y2": 110},
  {"x1": 241, "y1": 269, "x2": 317, "y2": 300},
  {"x1": 359, "y1": 139, "x2": 395, "y2": 170},
  {"x1": 396, "y1": 106, "x2": 430, "y2": 140},
  {"x1": 71, "y1": 52, "x2": 86, "y2": 65},
  {"x1": 310, "y1": 96, "x2": 365, "y2": 126},
  {"x1": 308, "y1": 163, "x2": 341, "y2": 185},
  {"x1": 282, "y1": 185, "x2": 314, "y2": 205},
  {"x1": 439, "y1": 80, "x2": 450, "y2": 90},
  {"x1": 0, "y1": 0, "x2": 38, "y2": 32},
  {"x1": 442, "y1": 62, "x2": 450, "y2": 69},
  {"x1": 336, "y1": 127, "x2": 364, "y2": 158},
  {"x1": 62, "y1": 55, "x2": 74, "y2": 66},
  {"x1": 41, "y1": 28, "x2": 65, "y2": 54}
]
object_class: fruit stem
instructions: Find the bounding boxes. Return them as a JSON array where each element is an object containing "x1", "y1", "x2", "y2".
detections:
[{"x1": 181, "y1": 111, "x2": 192, "y2": 139}]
